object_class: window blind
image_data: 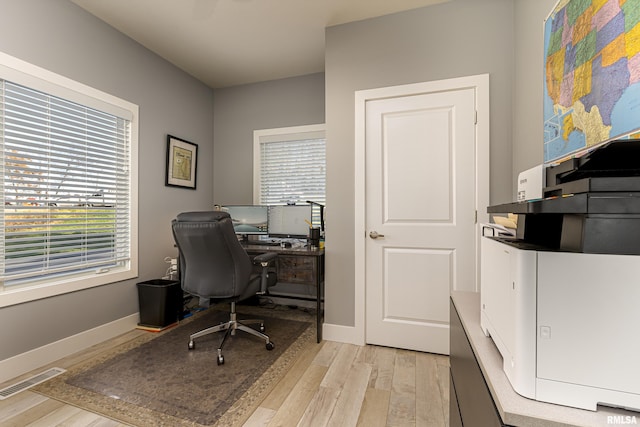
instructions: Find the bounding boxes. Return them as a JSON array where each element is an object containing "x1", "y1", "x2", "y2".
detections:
[
  {"x1": 0, "y1": 81, "x2": 131, "y2": 286},
  {"x1": 257, "y1": 135, "x2": 325, "y2": 226}
]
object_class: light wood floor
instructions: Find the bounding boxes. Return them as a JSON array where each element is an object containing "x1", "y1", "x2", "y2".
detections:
[{"x1": 0, "y1": 330, "x2": 450, "y2": 427}]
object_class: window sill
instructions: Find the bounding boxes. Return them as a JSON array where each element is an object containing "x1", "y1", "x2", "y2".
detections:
[{"x1": 0, "y1": 268, "x2": 137, "y2": 308}]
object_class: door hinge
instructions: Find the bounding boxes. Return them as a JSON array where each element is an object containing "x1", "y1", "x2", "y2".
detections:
[
  {"x1": 475, "y1": 210, "x2": 478, "y2": 224},
  {"x1": 475, "y1": 110, "x2": 478, "y2": 125}
]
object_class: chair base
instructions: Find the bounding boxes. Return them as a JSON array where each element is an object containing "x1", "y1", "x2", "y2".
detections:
[{"x1": 188, "y1": 302, "x2": 274, "y2": 365}]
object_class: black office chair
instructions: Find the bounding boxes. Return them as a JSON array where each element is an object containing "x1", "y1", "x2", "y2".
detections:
[{"x1": 171, "y1": 211, "x2": 277, "y2": 365}]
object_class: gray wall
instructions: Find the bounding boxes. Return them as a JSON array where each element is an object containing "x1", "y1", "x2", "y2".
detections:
[
  {"x1": 324, "y1": 0, "x2": 516, "y2": 327},
  {"x1": 212, "y1": 73, "x2": 325, "y2": 204},
  {"x1": 211, "y1": 74, "x2": 325, "y2": 300},
  {"x1": 513, "y1": 0, "x2": 559, "y2": 187},
  {"x1": 0, "y1": 0, "x2": 214, "y2": 360}
]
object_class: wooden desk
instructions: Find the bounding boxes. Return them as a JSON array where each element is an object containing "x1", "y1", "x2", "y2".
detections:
[{"x1": 244, "y1": 244, "x2": 324, "y2": 343}]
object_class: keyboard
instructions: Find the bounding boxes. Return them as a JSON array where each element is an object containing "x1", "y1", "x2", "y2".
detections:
[{"x1": 247, "y1": 240, "x2": 281, "y2": 246}]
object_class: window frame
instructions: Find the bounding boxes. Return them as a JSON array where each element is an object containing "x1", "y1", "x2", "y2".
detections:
[
  {"x1": 0, "y1": 51, "x2": 138, "y2": 308},
  {"x1": 253, "y1": 123, "x2": 326, "y2": 219}
]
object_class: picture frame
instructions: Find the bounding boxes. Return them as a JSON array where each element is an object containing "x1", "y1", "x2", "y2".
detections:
[{"x1": 165, "y1": 135, "x2": 198, "y2": 189}]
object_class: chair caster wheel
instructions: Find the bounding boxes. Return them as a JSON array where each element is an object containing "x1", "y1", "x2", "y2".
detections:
[
  {"x1": 217, "y1": 355, "x2": 225, "y2": 365},
  {"x1": 266, "y1": 341, "x2": 275, "y2": 351},
  {"x1": 260, "y1": 324, "x2": 265, "y2": 333},
  {"x1": 188, "y1": 340, "x2": 195, "y2": 350}
]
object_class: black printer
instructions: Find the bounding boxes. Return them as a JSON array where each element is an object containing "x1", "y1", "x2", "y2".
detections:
[{"x1": 488, "y1": 139, "x2": 640, "y2": 254}]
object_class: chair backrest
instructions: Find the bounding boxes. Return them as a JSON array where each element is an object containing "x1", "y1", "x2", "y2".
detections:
[{"x1": 171, "y1": 211, "x2": 253, "y2": 299}]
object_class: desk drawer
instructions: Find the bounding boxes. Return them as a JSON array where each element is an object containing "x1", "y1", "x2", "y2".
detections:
[{"x1": 277, "y1": 256, "x2": 316, "y2": 284}]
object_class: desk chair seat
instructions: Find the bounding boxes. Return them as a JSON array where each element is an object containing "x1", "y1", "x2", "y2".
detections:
[{"x1": 172, "y1": 211, "x2": 277, "y2": 365}]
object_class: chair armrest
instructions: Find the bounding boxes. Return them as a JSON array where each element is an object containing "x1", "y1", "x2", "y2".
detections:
[
  {"x1": 252, "y1": 252, "x2": 277, "y2": 294},
  {"x1": 252, "y1": 252, "x2": 277, "y2": 265}
]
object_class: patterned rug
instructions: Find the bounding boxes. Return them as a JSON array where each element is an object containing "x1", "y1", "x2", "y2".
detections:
[{"x1": 33, "y1": 304, "x2": 316, "y2": 426}]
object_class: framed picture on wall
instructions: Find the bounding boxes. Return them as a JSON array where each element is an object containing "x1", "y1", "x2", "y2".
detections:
[{"x1": 165, "y1": 135, "x2": 198, "y2": 189}]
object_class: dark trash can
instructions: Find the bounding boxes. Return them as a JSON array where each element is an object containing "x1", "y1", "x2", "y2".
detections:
[{"x1": 137, "y1": 279, "x2": 182, "y2": 328}]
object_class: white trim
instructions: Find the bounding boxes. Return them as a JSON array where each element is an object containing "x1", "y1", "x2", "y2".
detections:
[
  {"x1": 0, "y1": 313, "x2": 139, "y2": 384},
  {"x1": 0, "y1": 50, "x2": 139, "y2": 308},
  {"x1": 0, "y1": 51, "x2": 135, "y2": 120},
  {"x1": 354, "y1": 74, "x2": 490, "y2": 347},
  {"x1": 0, "y1": 270, "x2": 138, "y2": 309},
  {"x1": 475, "y1": 75, "x2": 491, "y2": 289},
  {"x1": 354, "y1": 90, "x2": 368, "y2": 346},
  {"x1": 322, "y1": 323, "x2": 365, "y2": 345}
]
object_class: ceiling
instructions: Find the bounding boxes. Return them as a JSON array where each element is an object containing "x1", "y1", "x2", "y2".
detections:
[{"x1": 71, "y1": 0, "x2": 448, "y2": 89}]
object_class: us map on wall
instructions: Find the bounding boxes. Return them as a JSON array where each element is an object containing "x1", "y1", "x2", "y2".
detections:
[{"x1": 543, "y1": 0, "x2": 640, "y2": 163}]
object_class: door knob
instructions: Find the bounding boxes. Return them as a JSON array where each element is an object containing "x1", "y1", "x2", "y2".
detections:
[{"x1": 369, "y1": 231, "x2": 385, "y2": 239}]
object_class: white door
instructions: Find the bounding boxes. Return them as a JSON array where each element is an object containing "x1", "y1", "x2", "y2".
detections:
[{"x1": 363, "y1": 83, "x2": 479, "y2": 354}]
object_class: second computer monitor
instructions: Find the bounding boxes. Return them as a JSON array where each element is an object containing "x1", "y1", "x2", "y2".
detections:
[
  {"x1": 268, "y1": 205, "x2": 312, "y2": 238},
  {"x1": 221, "y1": 205, "x2": 269, "y2": 236}
]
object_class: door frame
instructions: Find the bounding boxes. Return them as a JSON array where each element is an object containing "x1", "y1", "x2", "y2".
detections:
[{"x1": 353, "y1": 74, "x2": 490, "y2": 345}]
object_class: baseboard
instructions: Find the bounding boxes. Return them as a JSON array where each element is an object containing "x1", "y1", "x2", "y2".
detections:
[
  {"x1": 0, "y1": 313, "x2": 139, "y2": 384},
  {"x1": 322, "y1": 322, "x2": 365, "y2": 346}
]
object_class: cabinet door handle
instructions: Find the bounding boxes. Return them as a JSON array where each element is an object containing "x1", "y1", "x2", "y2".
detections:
[{"x1": 369, "y1": 231, "x2": 385, "y2": 239}]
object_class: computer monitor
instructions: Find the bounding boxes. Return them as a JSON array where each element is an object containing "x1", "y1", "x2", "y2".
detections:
[
  {"x1": 268, "y1": 205, "x2": 312, "y2": 238},
  {"x1": 220, "y1": 205, "x2": 268, "y2": 237}
]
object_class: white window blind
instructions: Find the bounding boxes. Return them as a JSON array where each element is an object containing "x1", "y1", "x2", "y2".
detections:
[
  {"x1": 254, "y1": 125, "x2": 325, "y2": 226},
  {"x1": 0, "y1": 80, "x2": 131, "y2": 287}
]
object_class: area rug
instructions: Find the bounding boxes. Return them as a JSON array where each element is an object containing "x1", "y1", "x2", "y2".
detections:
[{"x1": 33, "y1": 305, "x2": 315, "y2": 427}]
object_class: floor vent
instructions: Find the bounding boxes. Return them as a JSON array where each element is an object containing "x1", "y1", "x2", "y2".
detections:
[{"x1": 0, "y1": 367, "x2": 66, "y2": 400}]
